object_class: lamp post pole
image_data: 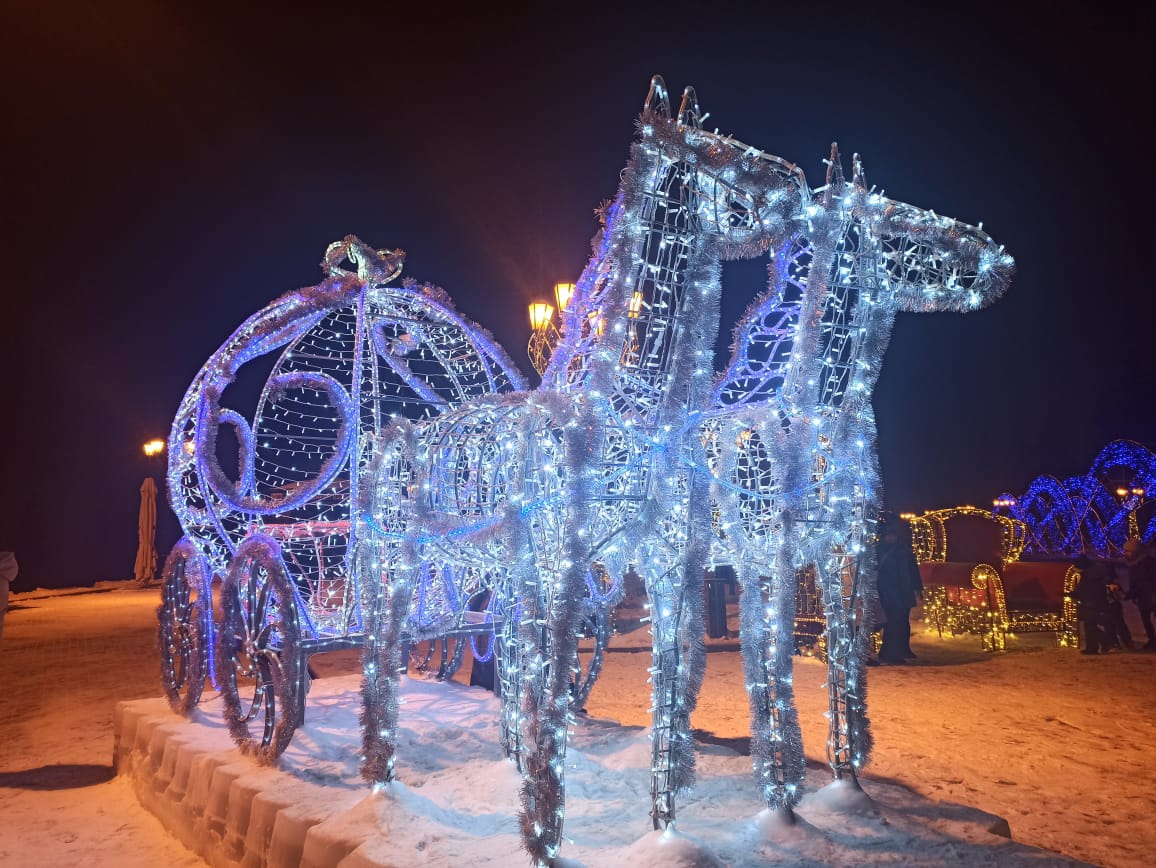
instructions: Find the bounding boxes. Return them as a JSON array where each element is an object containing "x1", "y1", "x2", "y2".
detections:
[
  {"x1": 136, "y1": 439, "x2": 165, "y2": 586},
  {"x1": 1116, "y1": 486, "x2": 1147, "y2": 548}
]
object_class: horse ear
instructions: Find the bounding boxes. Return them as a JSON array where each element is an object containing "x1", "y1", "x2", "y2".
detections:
[
  {"x1": 677, "y1": 86, "x2": 701, "y2": 128},
  {"x1": 852, "y1": 153, "x2": 867, "y2": 190},
  {"x1": 824, "y1": 142, "x2": 845, "y2": 188},
  {"x1": 644, "y1": 75, "x2": 671, "y2": 119}
]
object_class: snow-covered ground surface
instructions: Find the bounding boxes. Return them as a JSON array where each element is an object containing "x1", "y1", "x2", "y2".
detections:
[{"x1": 4, "y1": 582, "x2": 1155, "y2": 866}]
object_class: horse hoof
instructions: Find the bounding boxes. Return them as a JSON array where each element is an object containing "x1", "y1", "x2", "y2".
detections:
[
  {"x1": 805, "y1": 777, "x2": 876, "y2": 814},
  {"x1": 754, "y1": 806, "x2": 811, "y2": 843}
]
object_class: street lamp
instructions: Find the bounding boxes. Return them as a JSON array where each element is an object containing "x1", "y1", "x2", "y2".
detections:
[
  {"x1": 527, "y1": 301, "x2": 559, "y2": 376},
  {"x1": 135, "y1": 439, "x2": 165, "y2": 586},
  {"x1": 1111, "y1": 484, "x2": 1147, "y2": 552},
  {"x1": 554, "y1": 282, "x2": 575, "y2": 312},
  {"x1": 529, "y1": 281, "x2": 579, "y2": 376},
  {"x1": 528, "y1": 302, "x2": 555, "y2": 332}
]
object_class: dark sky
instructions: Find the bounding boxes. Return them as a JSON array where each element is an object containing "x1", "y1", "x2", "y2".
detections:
[{"x1": 2, "y1": 1, "x2": 1152, "y2": 587}]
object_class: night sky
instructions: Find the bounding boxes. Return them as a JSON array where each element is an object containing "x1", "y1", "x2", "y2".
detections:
[{"x1": 2, "y1": 2, "x2": 1151, "y2": 587}]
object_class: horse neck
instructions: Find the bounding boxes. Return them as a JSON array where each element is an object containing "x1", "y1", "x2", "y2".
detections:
[
  {"x1": 783, "y1": 209, "x2": 895, "y2": 426},
  {"x1": 557, "y1": 140, "x2": 722, "y2": 435}
]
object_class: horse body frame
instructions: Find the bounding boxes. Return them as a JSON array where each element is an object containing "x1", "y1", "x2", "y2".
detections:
[{"x1": 704, "y1": 147, "x2": 1014, "y2": 814}]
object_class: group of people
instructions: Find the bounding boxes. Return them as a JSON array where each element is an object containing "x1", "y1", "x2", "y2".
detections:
[{"x1": 1074, "y1": 538, "x2": 1156, "y2": 654}]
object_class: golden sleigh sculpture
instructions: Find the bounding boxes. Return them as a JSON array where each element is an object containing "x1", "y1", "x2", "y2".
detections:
[{"x1": 910, "y1": 506, "x2": 1078, "y2": 651}]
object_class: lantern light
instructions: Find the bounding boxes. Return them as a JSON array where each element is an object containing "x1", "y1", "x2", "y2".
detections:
[
  {"x1": 529, "y1": 302, "x2": 555, "y2": 331},
  {"x1": 143, "y1": 439, "x2": 165, "y2": 457},
  {"x1": 554, "y1": 282, "x2": 575, "y2": 312}
]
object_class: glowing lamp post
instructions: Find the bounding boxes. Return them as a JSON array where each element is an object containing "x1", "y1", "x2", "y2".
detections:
[
  {"x1": 1115, "y1": 486, "x2": 1147, "y2": 544},
  {"x1": 135, "y1": 439, "x2": 165, "y2": 585},
  {"x1": 528, "y1": 295, "x2": 564, "y2": 376}
]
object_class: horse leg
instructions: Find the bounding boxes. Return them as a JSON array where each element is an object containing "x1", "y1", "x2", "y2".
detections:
[
  {"x1": 358, "y1": 539, "x2": 415, "y2": 786},
  {"x1": 814, "y1": 548, "x2": 873, "y2": 800},
  {"x1": 495, "y1": 590, "x2": 524, "y2": 765},
  {"x1": 515, "y1": 557, "x2": 585, "y2": 865},
  {"x1": 738, "y1": 550, "x2": 804, "y2": 819},
  {"x1": 639, "y1": 556, "x2": 692, "y2": 829},
  {"x1": 671, "y1": 472, "x2": 712, "y2": 763}
]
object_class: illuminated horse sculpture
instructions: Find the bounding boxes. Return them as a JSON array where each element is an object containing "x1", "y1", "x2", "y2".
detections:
[
  {"x1": 702, "y1": 146, "x2": 1014, "y2": 820},
  {"x1": 359, "y1": 77, "x2": 806, "y2": 862}
]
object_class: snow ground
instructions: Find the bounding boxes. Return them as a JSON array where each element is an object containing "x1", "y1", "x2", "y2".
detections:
[{"x1": 3, "y1": 583, "x2": 1155, "y2": 866}]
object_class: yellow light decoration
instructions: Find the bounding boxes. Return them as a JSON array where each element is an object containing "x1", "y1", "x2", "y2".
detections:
[
  {"x1": 909, "y1": 504, "x2": 1027, "y2": 566},
  {"x1": 627, "y1": 290, "x2": 643, "y2": 318},
  {"x1": 143, "y1": 439, "x2": 165, "y2": 457}
]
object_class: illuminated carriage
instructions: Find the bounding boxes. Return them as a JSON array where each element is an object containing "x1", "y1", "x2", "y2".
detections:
[{"x1": 157, "y1": 238, "x2": 613, "y2": 757}]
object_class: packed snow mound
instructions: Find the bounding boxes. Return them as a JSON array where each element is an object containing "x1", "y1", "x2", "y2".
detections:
[{"x1": 611, "y1": 828, "x2": 724, "y2": 867}]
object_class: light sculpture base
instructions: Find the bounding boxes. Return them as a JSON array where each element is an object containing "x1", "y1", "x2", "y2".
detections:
[{"x1": 116, "y1": 676, "x2": 1044, "y2": 867}]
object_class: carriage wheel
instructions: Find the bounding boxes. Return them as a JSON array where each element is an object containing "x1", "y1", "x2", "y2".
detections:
[
  {"x1": 408, "y1": 636, "x2": 467, "y2": 680},
  {"x1": 218, "y1": 539, "x2": 303, "y2": 762},
  {"x1": 408, "y1": 638, "x2": 438, "y2": 673},
  {"x1": 442, "y1": 635, "x2": 467, "y2": 680},
  {"x1": 158, "y1": 540, "x2": 210, "y2": 715},
  {"x1": 572, "y1": 607, "x2": 612, "y2": 710}
]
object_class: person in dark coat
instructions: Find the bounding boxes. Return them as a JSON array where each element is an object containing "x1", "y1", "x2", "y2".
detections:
[
  {"x1": 875, "y1": 515, "x2": 923, "y2": 664},
  {"x1": 1103, "y1": 572, "x2": 1133, "y2": 651},
  {"x1": 1073, "y1": 554, "x2": 1112, "y2": 654},
  {"x1": 1125, "y1": 539, "x2": 1156, "y2": 650}
]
